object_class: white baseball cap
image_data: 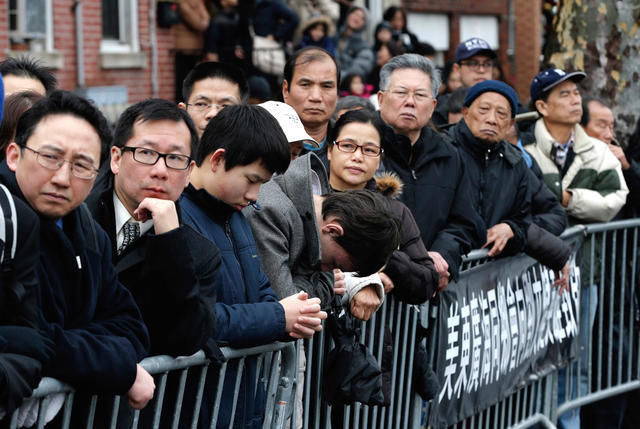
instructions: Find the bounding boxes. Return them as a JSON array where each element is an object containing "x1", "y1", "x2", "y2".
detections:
[{"x1": 258, "y1": 101, "x2": 319, "y2": 148}]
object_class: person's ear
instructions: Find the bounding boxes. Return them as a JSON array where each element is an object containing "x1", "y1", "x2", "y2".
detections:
[
  {"x1": 209, "y1": 148, "x2": 226, "y2": 172},
  {"x1": 461, "y1": 106, "x2": 470, "y2": 121},
  {"x1": 178, "y1": 102, "x2": 187, "y2": 111},
  {"x1": 184, "y1": 160, "x2": 195, "y2": 187},
  {"x1": 5, "y1": 143, "x2": 22, "y2": 173},
  {"x1": 452, "y1": 63, "x2": 461, "y2": 74},
  {"x1": 535, "y1": 99, "x2": 548, "y2": 117},
  {"x1": 377, "y1": 90, "x2": 384, "y2": 106},
  {"x1": 322, "y1": 221, "x2": 344, "y2": 238},
  {"x1": 282, "y1": 80, "x2": 290, "y2": 102},
  {"x1": 110, "y1": 146, "x2": 122, "y2": 175}
]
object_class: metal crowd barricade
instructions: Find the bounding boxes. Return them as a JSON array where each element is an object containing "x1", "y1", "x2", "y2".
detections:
[
  {"x1": 554, "y1": 218, "x2": 640, "y2": 421},
  {"x1": 300, "y1": 293, "x2": 425, "y2": 429},
  {"x1": 8, "y1": 342, "x2": 297, "y2": 429}
]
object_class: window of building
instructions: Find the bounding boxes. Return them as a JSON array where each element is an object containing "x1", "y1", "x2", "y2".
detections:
[
  {"x1": 100, "y1": 0, "x2": 140, "y2": 54},
  {"x1": 8, "y1": 0, "x2": 54, "y2": 52}
]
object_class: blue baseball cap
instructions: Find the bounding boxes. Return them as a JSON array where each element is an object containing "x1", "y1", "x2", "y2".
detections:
[
  {"x1": 463, "y1": 80, "x2": 519, "y2": 118},
  {"x1": 530, "y1": 68, "x2": 586, "y2": 102},
  {"x1": 455, "y1": 38, "x2": 497, "y2": 63}
]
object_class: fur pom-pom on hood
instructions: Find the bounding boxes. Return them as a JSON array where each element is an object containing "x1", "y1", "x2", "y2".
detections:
[{"x1": 374, "y1": 172, "x2": 403, "y2": 199}]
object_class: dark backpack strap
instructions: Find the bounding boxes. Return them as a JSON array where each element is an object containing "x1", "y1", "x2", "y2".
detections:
[{"x1": 0, "y1": 183, "x2": 18, "y2": 264}]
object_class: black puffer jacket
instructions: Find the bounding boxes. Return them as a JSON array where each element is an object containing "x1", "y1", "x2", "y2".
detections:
[
  {"x1": 448, "y1": 120, "x2": 532, "y2": 256},
  {"x1": 380, "y1": 120, "x2": 482, "y2": 280},
  {"x1": 366, "y1": 173, "x2": 439, "y2": 304}
]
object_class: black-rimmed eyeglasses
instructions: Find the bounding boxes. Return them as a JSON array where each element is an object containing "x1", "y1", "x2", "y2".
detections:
[
  {"x1": 22, "y1": 146, "x2": 99, "y2": 180},
  {"x1": 120, "y1": 146, "x2": 192, "y2": 170}
]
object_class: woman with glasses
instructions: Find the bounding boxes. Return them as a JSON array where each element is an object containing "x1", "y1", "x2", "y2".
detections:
[
  {"x1": 326, "y1": 109, "x2": 440, "y2": 428},
  {"x1": 327, "y1": 109, "x2": 438, "y2": 304}
]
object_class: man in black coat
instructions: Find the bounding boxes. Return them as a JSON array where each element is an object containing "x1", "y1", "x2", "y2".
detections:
[
  {"x1": 450, "y1": 80, "x2": 571, "y2": 288},
  {"x1": 2, "y1": 90, "x2": 154, "y2": 411},
  {"x1": 86, "y1": 98, "x2": 220, "y2": 358},
  {"x1": 448, "y1": 80, "x2": 532, "y2": 257},
  {"x1": 377, "y1": 53, "x2": 482, "y2": 291}
]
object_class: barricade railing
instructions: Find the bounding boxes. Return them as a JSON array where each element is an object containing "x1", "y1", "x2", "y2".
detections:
[
  {"x1": 8, "y1": 341, "x2": 297, "y2": 429},
  {"x1": 300, "y1": 294, "x2": 425, "y2": 429},
  {"x1": 554, "y1": 218, "x2": 640, "y2": 421},
  {"x1": 7, "y1": 220, "x2": 640, "y2": 429},
  {"x1": 431, "y1": 220, "x2": 640, "y2": 429}
]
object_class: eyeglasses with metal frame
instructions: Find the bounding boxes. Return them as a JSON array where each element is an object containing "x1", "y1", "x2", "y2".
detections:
[{"x1": 22, "y1": 145, "x2": 99, "y2": 180}]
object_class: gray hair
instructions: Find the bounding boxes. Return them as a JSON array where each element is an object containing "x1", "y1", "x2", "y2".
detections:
[
  {"x1": 379, "y1": 54, "x2": 441, "y2": 98},
  {"x1": 333, "y1": 96, "x2": 375, "y2": 120}
]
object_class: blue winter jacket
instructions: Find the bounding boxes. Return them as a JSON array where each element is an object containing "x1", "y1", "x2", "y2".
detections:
[{"x1": 180, "y1": 184, "x2": 288, "y2": 429}]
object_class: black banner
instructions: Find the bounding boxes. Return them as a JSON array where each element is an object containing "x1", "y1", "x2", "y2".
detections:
[{"x1": 430, "y1": 235, "x2": 583, "y2": 428}]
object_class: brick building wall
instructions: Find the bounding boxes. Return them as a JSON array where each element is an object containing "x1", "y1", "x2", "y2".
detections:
[
  {"x1": 0, "y1": 0, "x2": 175, "y2": 104},
  {"x1": 402, "y1": 0, "x2": 542, "y2": 102}
]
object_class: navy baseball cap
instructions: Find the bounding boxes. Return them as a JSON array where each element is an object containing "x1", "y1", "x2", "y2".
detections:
[
  {"x1": 530, "y1": 68, "x2": 586, "y2": 102},
  {"x1": 455, "y1": 38, "x2": 497, "y2": 63},
  {"x1": 463, "y1": 80, "x2": 519, "y2": 118}
]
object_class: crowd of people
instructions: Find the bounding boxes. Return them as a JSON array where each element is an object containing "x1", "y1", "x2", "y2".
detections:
[{"x1": 0, "y1": 6, "x2": 639, "y2": 428}]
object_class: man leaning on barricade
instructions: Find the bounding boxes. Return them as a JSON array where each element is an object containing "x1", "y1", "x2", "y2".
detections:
[
  {"x1": 447, "y1": 79, "x2": 572, "y2": 289},
  {"x1": 0, "y1": 90, "x2": 153, "y2": 426},
  {"x1": 525, "y1": 67, "x2": 629, "y2": 429}
]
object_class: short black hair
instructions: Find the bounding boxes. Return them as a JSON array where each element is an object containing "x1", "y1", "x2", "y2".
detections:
[
  {"x1": 14, "y1": 90, "x2": 111, "y2": 163},
  {"x1": 113, "y1": 99, "x2": 199, "y2": 156},
  {"x1": 0, "y1": 56, "x2": 57, "y2": 93},
  {"x1": 284, "y1": 47, "x2": 340, "y2": 94},
  {"x1": 182, "y1": 62, "x2": 249, "y2": 103},
  {"x1": 414, "y1": 42, "x2": 436, "y2": 57},
  {"x1": 329, "y1": 109, "x2": 385, "y2": 144},
  {"x1": 196, "y1": 104, "x2": 290, "y2": 174},
  {"x1": 321, "y1": 190, "x2": 401, "y2": 277},
  {"x1": 580, "y1": 96, "x2": 609, "y2": 127},
  {"x1": 0, "y1": 91, "x2": 43, "y2": 160},
  {"x1": 447, "y1": 87, "x2": 468, "y2": 114}
]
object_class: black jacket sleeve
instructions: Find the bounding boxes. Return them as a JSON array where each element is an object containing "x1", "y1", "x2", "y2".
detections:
[
  {"x1": 528, "y1": 160, "x2": 568, "y2": 235},
  {"x1": 383, "y1": 201, "x2": 439, "y2": 304},
  {"x1": 430, "y1": 157, "x2": 486, "y2": 279},
  {"x1": 524, "y1": 223, "x2": 571, "y2": 271},
  {"x1": 137, "y1": 225, "x2": 219, "y2": 357}
]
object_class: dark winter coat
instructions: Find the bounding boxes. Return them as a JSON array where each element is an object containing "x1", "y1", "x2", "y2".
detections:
[
  {"x1": 252, "y1": 0, "x2": 299, "y2": 43},
  {"x1": 0, "y1": 163, "x2": 150, "y2": 395},
  {"x1": 87, "y1": 179, "x2": 220, "y2": 358},
  {"x1": 180, "y1": 184, "x2": 288, "y2": 429},
  {"x1": 449, "y1": 120, "x2": 532, "y2": 256},
  {"x1": 380, "y1": 121, "x2": 482, "y2": 280},
  {"x1": 366, "y1": 173, "x2": 439, "y2": 304}
]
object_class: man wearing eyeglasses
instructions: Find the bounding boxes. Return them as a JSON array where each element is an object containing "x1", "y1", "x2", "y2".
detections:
[
  {"x1": 1, "y1": 90, "x2": 154, "y2": 417},
  {"x1": 433, "y1": 37, "x2": 496, "y2": 127},
  {"x1": 86, "y1": 99, "x2": 221, "y2": 365},
  {"x1": 178, "y1": 61, "x2": 248, "y2": 137},
  {"x1": 377, "y1": 54, "x2": 482, "y2": 292}
]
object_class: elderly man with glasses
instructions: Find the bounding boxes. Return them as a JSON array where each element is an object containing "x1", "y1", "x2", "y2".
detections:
[
  {"x1": 86, "y1": 98, "x2": 221, "y2": 365},
  {"x1": 377, "y1": 53, "x2": 483, "y2": 292}
]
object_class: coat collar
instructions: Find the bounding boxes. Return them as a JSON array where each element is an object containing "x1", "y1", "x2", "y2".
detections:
[{"x1": 450, "y1": 120, "x2": 522, "y2": 166}]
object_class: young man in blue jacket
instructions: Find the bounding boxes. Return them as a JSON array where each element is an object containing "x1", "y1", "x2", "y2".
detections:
[
  {"x1": 180, "y1": 104, "x2": 327, "y2": 428},
  {"x1": 1, "y1": 91, "x2": 154, "y2": 415}
]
